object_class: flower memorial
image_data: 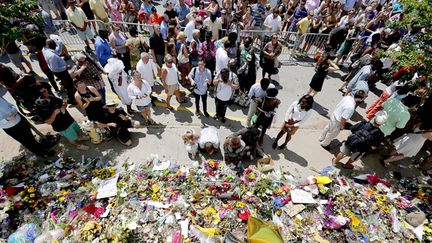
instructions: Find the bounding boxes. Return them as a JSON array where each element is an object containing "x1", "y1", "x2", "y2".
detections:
[{"x1": 0, "y1": 155, "x2": 431, "y2": 242}]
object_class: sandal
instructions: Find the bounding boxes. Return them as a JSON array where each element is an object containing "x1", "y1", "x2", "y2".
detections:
[{"x1": 342, "y1": 163, "x2": 354, "y2": 169}]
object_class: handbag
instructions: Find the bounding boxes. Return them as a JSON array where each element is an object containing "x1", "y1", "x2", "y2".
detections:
[{"x1": 177, "y1": 44, "x2": 189, "y2": 64}]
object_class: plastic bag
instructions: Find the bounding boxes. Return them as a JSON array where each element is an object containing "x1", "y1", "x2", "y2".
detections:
[{"x1": 247, "y1": 217, "x2": 284, "y2": 243}]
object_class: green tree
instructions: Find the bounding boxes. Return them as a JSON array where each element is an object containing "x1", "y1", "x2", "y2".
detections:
[
  {"x1": 0, "y1": 0, "x2": 44, "y2": 47},
  {"x1": 388, "y1": 0, "x2": 432, "y2": 84}
]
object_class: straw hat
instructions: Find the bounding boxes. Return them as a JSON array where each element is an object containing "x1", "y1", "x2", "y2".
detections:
[{"x1": 104, "y1": 99, "x2": 119, "y2": 108}]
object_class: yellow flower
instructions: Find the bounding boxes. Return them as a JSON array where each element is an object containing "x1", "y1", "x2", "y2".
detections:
[
  {"x1": 204, "y1": 207, "x2": 217, "y2": 216},
  {"x1": 151, "y1": 184, "x2": 159, "y2": 193},
  {"x1": 29, "y1": 193, "x2": 35, "y2": 198},
  {"x1": 28, "y1": 187, "x2": 36, "y2": 193},
  {"x1": 151, "y1": 194, "x2": 159, "y2": 200},
  {"x1": 58, "y1": 197, "x2": 65, "y2": 202},
  {"x1": 235, "y1": 202, "x2": 245, "y2": 208},
  {"x1": 109, "y1": 201, "x2": 117, "y2": 208}
]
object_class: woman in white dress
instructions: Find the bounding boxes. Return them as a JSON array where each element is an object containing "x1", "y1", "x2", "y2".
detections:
[
  {"x1": 127, "y1": 71, "x2": 155, "y2": 125},
  {"x1": 383, "y1": 130, "x2": 432, "y2": 166},
  {"x1": 104, "y1": 58, "x2": 134, "y2": 114}
]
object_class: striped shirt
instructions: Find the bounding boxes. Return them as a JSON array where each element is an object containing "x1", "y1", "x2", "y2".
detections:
[{"x1": 251, "y1": 3, "x2": 266, "y2": 27}]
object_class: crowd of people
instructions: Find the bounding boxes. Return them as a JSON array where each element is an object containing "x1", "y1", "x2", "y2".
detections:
[{"x1": 0, "y1": 0, "x2": 431, "y2": 175}]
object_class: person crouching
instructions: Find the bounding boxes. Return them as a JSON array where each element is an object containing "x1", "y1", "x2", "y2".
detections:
[{"x1": 98, "y1": 100, "x2": 140, "y2": 146}]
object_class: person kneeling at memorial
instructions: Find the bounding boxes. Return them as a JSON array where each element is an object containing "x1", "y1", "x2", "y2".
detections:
[
  {"x1": 223, "y1": 136, "x2": 246, "y2": 167},
  {"x1": 198, "y1": 127, "x2": 220, "y2": 155},
  {"x1": 98, "y1": 100, "x2": 140, "y2": 146},
  {"x1": 332, "y1": 112, "x2": 387, "y2": 169}
]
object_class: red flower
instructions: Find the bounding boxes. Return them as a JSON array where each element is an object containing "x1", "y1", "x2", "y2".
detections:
[{"x1": 239, "y1": 210, "x2": 250, "y2": 221}]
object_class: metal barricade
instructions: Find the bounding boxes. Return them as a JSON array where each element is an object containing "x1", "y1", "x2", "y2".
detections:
[
  {"x1": 239, "y1": 30, "x2": 299, "y2": 64},
  {"x1": 50, "y1": 19, "x2": 329, "y2": 65},
  {"x1": 293, "y1": 33, "x2": 329, "y2": 58},
  {"x1": 52, "y1": 20, "x2": 87, "y2": 52}
]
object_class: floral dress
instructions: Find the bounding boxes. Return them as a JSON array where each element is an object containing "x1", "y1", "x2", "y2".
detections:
[{"x1": 126, "y1": 37, "x2": 142, "y2": 70}]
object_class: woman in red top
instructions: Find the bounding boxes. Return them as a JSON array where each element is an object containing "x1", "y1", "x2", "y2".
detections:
[{"x1": 149, "y1": 7, "x2": 163, "y2": 24}]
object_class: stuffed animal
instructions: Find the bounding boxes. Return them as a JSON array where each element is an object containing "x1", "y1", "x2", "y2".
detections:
[{"x1": 80, "y1": 120, "x2": 102, "y2": 144}]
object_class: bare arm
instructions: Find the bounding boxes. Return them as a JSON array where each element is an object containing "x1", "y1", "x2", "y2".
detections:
[{"x1": 339, "y1": 117, "x2": 347, "y2": 128}]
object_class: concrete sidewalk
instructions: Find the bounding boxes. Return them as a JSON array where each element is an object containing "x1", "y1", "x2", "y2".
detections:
[{"x1": 0, "y1": 53, "x2": 424, "y2": 181}]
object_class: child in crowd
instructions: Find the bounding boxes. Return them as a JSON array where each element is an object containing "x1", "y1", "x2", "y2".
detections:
[{"x1": 182, "y1": 129, "x2": 200, "y2": 158}]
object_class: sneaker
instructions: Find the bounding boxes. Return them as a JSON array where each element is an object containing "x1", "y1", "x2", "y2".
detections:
[
  {"x1": 195, "y1": 110, "x2": 201, "y2": 116},
  {"x1": 77, "y1": 144, "x2": 89, "y2": 150},
  {"x1": 204, "y1": 111, "x2": 210, "y2": 117},
  {"x1": 213, "y1": 115, "x2": 219, "y2": 120},
  {"x1": 221, "y1": 117, "x2": 226, "y2": 123}
]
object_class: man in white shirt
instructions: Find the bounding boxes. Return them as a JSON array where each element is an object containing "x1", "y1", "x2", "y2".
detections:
[
  {"x1": 161, "y1": 54, "x2": 185, "y2": 110},
  {"x1": 203, "y1": 14, "x2": 222, "y2": 40},
  {"x1": 215, "y1": 41, "x2": 230, "y2": 76},
  {"x1": 136, "y1": 52, "x2": 158, "y2": 104},
  {"x1": 185, "y1": 16, "x2": 203, "y2": 43},
  {"x1": 198, "y1": 127, "x2": 220, "y2": 155},
  {"x1": 246, "y1": 78, "x2": 274, "y2": 126},
  {"x1": 213, "y1": 68, "x2": 239, "y2": 123},
  {"x1": 263, "y1": 8, "x2": 282, "y2": 41},
  {"x1": 136, "y1": 52, "x2": 156, "y2": 87},
  {"x1": 319, "y1": 91, "x2": 366, "y2": 148},
  {"x1": 66, "y1": 0, "x2": 95, "y2": 52}
]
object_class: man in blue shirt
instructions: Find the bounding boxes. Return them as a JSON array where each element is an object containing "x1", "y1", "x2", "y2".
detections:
[
  {"x1": 0, "y1": 87, "x2": 53, "y2": 157},
  {"x1": 95, "y1": 29, "x2": 113, "y2": 66},
  {"x1": 43, "y1": 40, "x2": 76, "y2": 103},
  {"x1": 251, "y1": 0, "x2": 266, "y2": 29},
  {"x1": 188, "y1": 58, "x2": 212, "y2": 117},
  {"x1": 175, "y1": 0, "x2": 190, "y2": 26}
]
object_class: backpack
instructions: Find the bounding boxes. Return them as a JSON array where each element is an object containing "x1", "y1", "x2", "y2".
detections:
[{"x1": 345, "y1": 123, "x2": 380, "y2": 153}]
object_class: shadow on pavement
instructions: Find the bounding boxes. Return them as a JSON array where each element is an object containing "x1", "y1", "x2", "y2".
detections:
[
  {"x1": 259, "y1": 135, "x2": 309, "y2": 167},
  {"x1": 312, "y1": 101, "x2": 330, "y2": 119}
]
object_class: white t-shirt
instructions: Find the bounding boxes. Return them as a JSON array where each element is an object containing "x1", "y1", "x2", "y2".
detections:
[
  {"x1": 203, "y1": 17, "x2": 222, "y2": 40},
  {"x1": 216, "y1": 82, "x2": 233, "y2": 101},
  {"x1": 198, "y1": 127, "x2": 220, "y2": 149},
  {"x1": 127, "y1": 81, "x2": 152, "y2": 106},
  {"x1": 66, "y1": 7, "x2": 87, "y2": 29},
  {"x1": 284, "y1": 101, "x2": 312, "y2": 127},
  {"x1": 215, "y1": 47, "x2": 229, "y2": 76},
  {"x1": 162, "y1": 64, "x2": 179, "y2": 86},
  {"x1": 184, "y1": 21, "x2": 195, "y2": 43},
  {"x1": 248, "y1": 83, "x2": 276, "y2": 99},
  {"x1": 333, "y1": 96, "x2": 356, "y2": 122},
  {"x1": 136, "y1": 59, "x2": 156, "y2": 86},
  {"x1": 263, "y1": 14, "x2": 282, "y2": 36}
]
